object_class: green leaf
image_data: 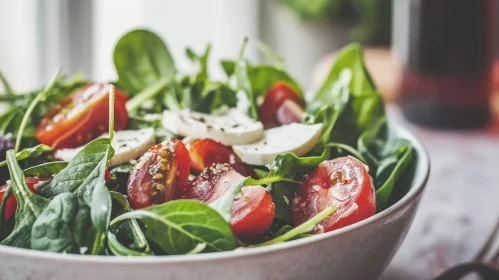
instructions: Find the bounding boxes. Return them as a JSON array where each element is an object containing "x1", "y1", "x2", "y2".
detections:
[
  {"x1": 23, "y1": 161, "x2": 68, "y2": 177},
  {"x1": 194, "y1": 82, "x2": 238, "y2": 113},
  {"x1": 108, "y1": 191, "x2": 152, "y2": 256},
  {"x1": 14, "y1": 70, "x2": 61, "y2": 152},
  {"x1": 375, "y1": 144, "x2": 414, "y2": 210},
  {"x1": 234, "y1": 39, "x2": 258, "y2": 118},
  {"x1": 0, "y1": 70, "x2": 15, "y2": 96},
  {"x1": 110, "y1": 200, "x2": 237, "y2": 255},
  {"x1": 107, "y1": 232, "x2": 152, "y2": 256},
  {"x1": 90, "y1": 179, "x2": 112, "y2": 255},
  {"x1": 31, "y1": 193, "x2": 95, "y2": 254},
  {"x1": 114, "y1": 29, "x2": 176, "y2": 96},
  {"x1": 1, "y1": 151, "x2": 50, "y2": 248},
  {"x1": 314, "y1": 43, "x2": 375, "y2": 103},
  {"x1": 209, "y1": 177, "x2": 248, "y2": 222},
  {"x1": 253, "y1": 206, "x2": 337, "y2": 247},
  {"x1": 37, "y1": 138, "x2": 114, "y2": 203},
  {"x1": 248, "y1": 65, "x2": 305, "y2": 100},
  {"x1": 0, "y1": 144, "x2": 52, "y2": 168},
  {"x1": 255, "y1": 40, "x2": 286, "y2": 69}
]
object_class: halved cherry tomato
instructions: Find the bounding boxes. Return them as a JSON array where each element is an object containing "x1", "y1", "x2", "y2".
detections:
[
  {"x1": 258, "y1": 81, "x2": 305, "y2": 127},
  {"x1": 183, "y1": 164, "x2": 275, "y2": 239},
  {"x1": 35, "y1": 83, "x2": 129, "y2": 150},
  {"x1": 127, "y1": 140, "x2": 190, "y2": 209},
  {"x1": 0, "y1": 176, "x2": 52, "y2": 221},
  {"x1": 292, "y1": 157, "x2": 375, "y2": 233},
  {"x1": 189, "y1": 139, "x2": 257, "y2": 179}
]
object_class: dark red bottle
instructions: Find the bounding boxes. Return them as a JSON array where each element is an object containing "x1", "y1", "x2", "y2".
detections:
[{"x1": 399, "y1": 0, "x2": 494, "y2": 129}]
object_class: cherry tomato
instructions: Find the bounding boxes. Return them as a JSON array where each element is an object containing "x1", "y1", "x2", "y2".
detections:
[
  {"x1": 183, "y1": 164, "x2": 275, "y2": 239},
  {"x1": 127, "y1": 140, "x2": 190, "y2": 209},
  {"x1": 35, "y1": 83, "x2": 129, "y2": 150},
  {"x1": 189, "y1": 139, "x2": 257, "y2": 179},
  {"x1": 0, "y1": 176, "x2": 52, "y2": 221},
  {"x1": 292, "y1": 157, "x2": 375, "y2": 233},
  {"x1": 258, "y1": 82, "x2": 305, "y2": 127}
]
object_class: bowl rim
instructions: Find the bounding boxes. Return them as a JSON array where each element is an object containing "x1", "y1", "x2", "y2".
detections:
[{"x1": 0, "y1": 124, "x2": 430, "y2": 264}]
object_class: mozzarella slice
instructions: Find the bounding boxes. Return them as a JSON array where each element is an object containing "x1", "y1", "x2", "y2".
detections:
[
  {"x1": 55, "y1": 128, "x2": 156, "y2": 167},
  {"x1": 232, "y1": 123, "x2": 323, "y2": 166},
  {"x1": 162, "y1": 108, "x2": 264, "y2": 145}
]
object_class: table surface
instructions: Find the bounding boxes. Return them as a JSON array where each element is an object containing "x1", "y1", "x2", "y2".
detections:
[{"x1": 379, "y1": 107, "x2": 499, "y2": 280}]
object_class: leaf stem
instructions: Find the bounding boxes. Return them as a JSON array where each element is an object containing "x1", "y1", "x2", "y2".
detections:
[
  {"x1": 252, "y1": 206, "x2": 337, "y2": 247},
  {"x1": 14, "y1": 69, "x2": 61, "y2": 152},
  {"x1": 325, "y1": 142, "x2": 369, "y2": 165},
  {"x1": 238, "y1": 37, "x2": 249, "y2": 59},
  {"x1": 126, "y1": 77, "x2": 169, "y2": 112},
  {"x1": 108, "y1": 84, "x2": 115, "y2": 141},
  {"x1": 91, "y1": 230, "x2": 103, "y2": 255}
]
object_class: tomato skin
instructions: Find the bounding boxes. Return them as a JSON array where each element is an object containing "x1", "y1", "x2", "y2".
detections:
[
  {"x1": 35, "y1": 83, "x2": 129, "y2": 150},
  {"x1": 0, "y1": 176, "x2": 52, "y2": 221},
  {"x1": 183, "y1": 164, "x2": 275, "y2": 239},
  {"x1": 292, "y1": 157, "x2": 375, "y2": 233},
  {"x1": 258, "y1": 82, "x2": 305, "y2": 127},
  {"x1": 127, "y1": 140, "x2": 190, "y2": 209},
  {"x1": 189, "y1": 139, "x2": 257, "y2": 179}
]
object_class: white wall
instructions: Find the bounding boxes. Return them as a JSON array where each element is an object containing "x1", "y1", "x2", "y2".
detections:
[
  {"x1": 91, "y1": 0, "x2": 261, "y2": 82},
  {"x1": 0, "y1": 0, "x2": 42, "y2": 92}
]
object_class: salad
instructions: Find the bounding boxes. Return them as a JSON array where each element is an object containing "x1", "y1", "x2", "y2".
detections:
[{"x1": 0, "y1": 29, "x2": 414, "y2": 256}]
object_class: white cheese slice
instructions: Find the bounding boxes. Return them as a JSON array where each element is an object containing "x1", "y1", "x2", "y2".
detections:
[
  {"x1": 232, "y1": 123, "x2": 323, "y2": 165},
  {"x1": 55, "y1": 128, "x2": 156, "y2": 167},
  {"x1": 162, "y1": 108, "x2": 264, "y2": 146}
]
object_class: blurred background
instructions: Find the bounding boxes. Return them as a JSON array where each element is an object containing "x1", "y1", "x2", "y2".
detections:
[{"x1": 1, "y1": 0, "x2": 499, "y2": 279}]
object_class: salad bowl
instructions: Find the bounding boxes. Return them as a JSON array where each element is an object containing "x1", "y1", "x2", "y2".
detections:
[{"x1": 0, "y1": 124, "x2": 429, "y2": 280}]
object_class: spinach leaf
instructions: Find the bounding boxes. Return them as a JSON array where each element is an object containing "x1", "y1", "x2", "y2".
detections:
[
  {"x1": 114, "y1": 29, "x2": 176, "y2": 96},
  {"x1": 313, "y1": 43, "x2": 375, "y2": 104},
  {"x1": 31, "y1": 193, "x2": 95, "y2": 254},
  {"x1": 193, "y1": 82, "x2": 238, "y2": 113},
  {"x1": 37, "y1": 138, "x2": 114, "y2": 203},
  {"x1": 253, "y1": 206, "x2": 337, "y2": 247},
  {"x1": 108, "y1": 191, "x2": 152, "y2": 256},
  {"x1": 111, "y1": 200, "x2": 237, "y2": 255},
  {"x1": 248, "y1": 65, "x2": 304, "y2": 100},
  {"x1": 107, "y1": 232, "x2": 152, "y2": 257},
  {"x1": 358, "y1": 121, "x2": 415, "y2": 210},
  {"x1": 1, "y1": 151, "x2": 49, "y2": 248},
  {"x1": 234, "y1": 39, "x2": 258, "y2": 118},
  {"x1": 0, "y1": 144, "x2": 52, "y2": 168},
  {"x1": 23, "y1": 161, "x2": 68, "y2": 177}
]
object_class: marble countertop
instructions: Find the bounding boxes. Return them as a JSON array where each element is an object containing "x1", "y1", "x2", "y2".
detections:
[{"x1": 379, "y1": 107, "x2": 499, "y2": 280}]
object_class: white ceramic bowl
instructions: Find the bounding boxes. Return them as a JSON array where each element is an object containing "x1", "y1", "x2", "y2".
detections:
[{"x1": 0, "y1": 126, "x2": 430, "y2": 280}]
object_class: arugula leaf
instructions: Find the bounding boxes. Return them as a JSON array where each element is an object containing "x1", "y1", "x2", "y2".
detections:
[
  {"x1": 23, "y1": 161, "x2": 68, "y2": 177},
  {"x1": 114, "y1": 29, "x2": 176, "y2": 96},
  {"x1": 255, "y1": 41, "x2": 286, "y2": 69},
  {"x1": 14, "y1": 70, "x2": 61, "y2": 152},
  {"x1": 0, "y1": 144, "x2": 52, "y2": 168},
  {"x1": 90, "y1": 179, "x2": 112, "y2": 255},
  {"x1": 110, "y1": 200, "x2": 237, "y2": 255},
  {"x1": 253, "y1": 206, "x2": 337, "y2": 247},
  {"x1": 108, "y1": 191, "x2": 152, "y2": 256},
  {"x1": 0, "y1": 70, "x2": 15, "y2": 96},
  {"x1": 37, "y1": 138, "x2": 114, "y2": 203},
  {"x1": 31, "y1": 193, "x2": 95, "y2": 254},
  {"x1": 195, "y1": 82, "x2": 238, "y2": 113},
  {"x1": 1, "y1": 151, "x2": 49, "y2": 248},
  {"x1": 235, "y1": 38, "x2": 258, "y2": 118}
]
